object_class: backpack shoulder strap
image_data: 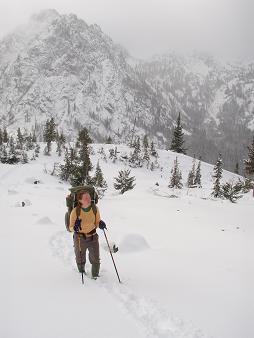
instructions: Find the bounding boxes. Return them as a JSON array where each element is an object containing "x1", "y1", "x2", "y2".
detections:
[
  {"x1": 91, "y1": 203, "x2": 97, "y2": 217},
  {"x1": 76, "y1": 204, "x2": 81, "y2": 219}
]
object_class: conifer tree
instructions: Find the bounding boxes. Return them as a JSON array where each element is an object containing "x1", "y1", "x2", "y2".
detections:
[
  {"x1": 212, "y1": 154, "x2": 223, "y2": 198},
  {"x1": 129, "y1": 136, "x2": 142, "y2": 167},
  {"x1": 150, "y1": 162, "x2": 155, "y2": 171},
  {"x1": 56, "y1": 141, "x2": 62, "y2": 157},
  {"x1": 25, "y1": 133, "x2": 34, "y2": 151},
  {"x1": 3, "y1": 128, "x2": 8, "y2": 143},
  {"x1": 109, "y1": 147, "x2": 118, "y2": 162},
  {"x1": 194, "y1": 158, "x2": 202, "y2": 187},
  {"x1": 93, "y1": 161, "x2": 107, "y2": 197},
  {"x1": 43, "y1": 117, "x2": 56, "y2": 155},
  {"x1": 187, "y1": 158, "x2": 196, "y2": 187},
  {"x1": 169, "y1": 157, "x2": 183, "y2": 189},
  {"x1": 106, "y1": 136, "x2": 113, "y2": 144},
  {"x1": 143, "y1": 134, "x2": 149, "y2": 149},
  {"x1": 142, "y1": 134, "x2": 150, "y2": 168},
  {"x1": 114, "y1": 169, "x2": 136, "y2": 194},
  {"x1": 170, "y1": 112, "x2": 187, "y2": 154},
  {"x1": 35, "y1": 143, "x2": 40, "y2": 157},
  {"x1": 59, "y1": 148, "x2": 74, "y2": 181},
  {"x1": 0, "y1": 128, "x2": 3, "y2": 145},
  {"x1": 69, "y1": 131, "x2": 93, "y2": 186},
  {"x1": 244, "y1": 136, "x2": 254, "y2": 176},
  {"x1": 220, "y1": 181, "x2": 243, "y2": 203},
  {"x1": 32, "y1": 130, "x2": 37, "y2": 143},
  {"x1": 150, "y1": 141, "x2": 158, "y2": 157},
  {"x1": 17, "y1": 128, "x2": 24, "y2": 149},
  {"x1": 78, "y1": 127, "x2": 92, "y2": 145},
  {"x1": 7, "y1": 137, "x2": 19, "y2": 164},
  {"x1": 0, "y1": 144, "x2": 8, "y2": 163},
  {"x1": 21, "y1": 151, "x2": 29, "y2": 164}
]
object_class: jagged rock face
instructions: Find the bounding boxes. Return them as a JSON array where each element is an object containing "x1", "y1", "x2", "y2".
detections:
[
  {"x1": 0, "y1": 9, "x2": 173, "y2": 144},
  {"x1": 0, "y1": 9, "x2": 253, "y2": 171}
]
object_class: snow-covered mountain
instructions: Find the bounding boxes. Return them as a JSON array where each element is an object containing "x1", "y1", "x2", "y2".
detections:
[
  {"x1": 137, "y1": 53, "x2": 254, "y2": 170},
  {"x1": 0, "y1": 9, "x2": 172, "y2": 144},
  {"x1": 1, "y1": 143, "x2": 253, "y2": 338},
  {"x1": 0, "y1": 9, "x2": 254, "y2": 172}
]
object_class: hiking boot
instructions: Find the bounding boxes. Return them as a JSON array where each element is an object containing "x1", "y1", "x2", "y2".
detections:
[
  {"x1": 91, "y1": 263, "x2": 100, "y2": 278},
  {"x1": 77, "y1": 263, "x2": 85, "y2": 273}
]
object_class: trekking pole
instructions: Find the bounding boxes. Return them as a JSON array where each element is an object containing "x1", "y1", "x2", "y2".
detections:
[
  {"x1": 103, "y1": 229, "x2": 121, "y2": 283},
  {"x1": 78, "y1": 236, "x2": 84, "y2": 284}
]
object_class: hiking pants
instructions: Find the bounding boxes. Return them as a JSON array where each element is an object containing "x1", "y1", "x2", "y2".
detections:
[{"x1": 73, "y1": 232, "x2": 100, "y2": 266}]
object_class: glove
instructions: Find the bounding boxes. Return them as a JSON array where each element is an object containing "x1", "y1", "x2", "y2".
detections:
[
  {"x1": 74, "y1": 218, "x2": 82, "y2": 233},
  {"x1": 99, "y1": 220, "x2": 107, "y2": 230}
]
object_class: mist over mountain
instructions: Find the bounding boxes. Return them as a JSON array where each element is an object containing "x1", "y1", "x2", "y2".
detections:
[{"x1": 0, "y1": 9, "x2": 253, "y2": 172}]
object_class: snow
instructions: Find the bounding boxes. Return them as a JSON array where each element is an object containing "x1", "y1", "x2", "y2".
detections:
[
  {"x1": 119, "y1": 234, "x2": 150, "y2": 253},
  {"x1": 207, "y1": 86, "x2": 226, "y2": 125},
  {"x1": 1, "y1": 144, "x2": 253, "y2": 338}
]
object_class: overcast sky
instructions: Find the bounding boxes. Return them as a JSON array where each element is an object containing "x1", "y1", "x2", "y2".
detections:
[{"x1": 0, "y1": 0, "x2": 253, "y2": 60}]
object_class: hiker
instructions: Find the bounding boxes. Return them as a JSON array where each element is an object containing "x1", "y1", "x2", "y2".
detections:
[{"x1": 69, "y1": 190, "x2": 106, "y2": 278}]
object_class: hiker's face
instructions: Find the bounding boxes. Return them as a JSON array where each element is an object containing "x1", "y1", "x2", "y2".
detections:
[{"x1": 79, "y1": 192, "x2": 91, "y2": 206}]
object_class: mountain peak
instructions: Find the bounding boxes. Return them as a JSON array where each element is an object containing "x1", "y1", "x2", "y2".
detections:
[{"x1": 30, "y1": 9, "x2": 60, "y2": 24}]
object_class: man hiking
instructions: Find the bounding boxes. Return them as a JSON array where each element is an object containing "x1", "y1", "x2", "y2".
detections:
[{"x1": 69, "y1": 189, "x2": 106, "y2": 278}]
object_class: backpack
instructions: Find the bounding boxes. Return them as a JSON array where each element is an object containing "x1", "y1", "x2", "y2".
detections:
[{"x1": 65, "y1": 185, "x2": 98, "y2": 232}]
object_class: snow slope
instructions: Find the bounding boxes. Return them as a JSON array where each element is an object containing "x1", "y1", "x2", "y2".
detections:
[{"x1": 1, "y1": 144, "x2": 253, "y2": 338}]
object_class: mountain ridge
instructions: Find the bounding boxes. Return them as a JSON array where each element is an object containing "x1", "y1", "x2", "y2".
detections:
[{"x1": 0, "y1": 9, "x2": 253, "y2": 172}]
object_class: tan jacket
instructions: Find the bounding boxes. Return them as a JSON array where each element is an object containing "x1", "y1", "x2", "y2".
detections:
[{"x1": 69, "y1": 206, "x2": 101, "y2": 235}]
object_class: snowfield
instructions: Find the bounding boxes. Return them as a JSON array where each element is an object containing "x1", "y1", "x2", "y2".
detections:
[{"x1": 1, "y1": 144, "x2": 253, "y2": 338}]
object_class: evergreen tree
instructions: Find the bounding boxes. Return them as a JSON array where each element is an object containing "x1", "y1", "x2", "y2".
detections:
[
  {"x1": 16, "y1": 128, "x2": 24, "y2": 149},
  {"x1": 70, "y1": 142, "x2": 92, "y2": 186},
  {"x1": 106, "y1": 136, "x2": 113, "y2": 144},
  {"x1": 142, "y1": 134, "x2": 150, "y2": 168},
  {"x1": 170, "y1": 112, "x2": 187, "y2": 154},
  {"x1": 43, "y1": 118, "x2": 56, "y2": 155},
  {"x1": 7, "y1": 137, "x2": 19, "y2": 164},
  {"x1": 169, "y1": 157, "x2": 183, "y2": 189},
  {"x1": 59, "y1": 148, "x2": 74, "y2": 181},
  {"x1": 3, "y1": 128, "x2": 8, "y2": 143},
  {"x1": 35, "y1": 143, "x2": 40, "y2": 157},
  {"x1": 0, "y1": 144, "x2": 8, "y2": 163},
  {"x1": 58, "y1": 132, "x2": 66, "y2": 144},
  {"x1": 0, "y1": 128, "x2": 2, "y2": 145},
  {"x1": 21, "y1": 151, "x2": 29, "y2": 164},
  {"x1": 150, "y1": 141, "x2": 158, "y2": 157},
  {"x1": 78, "y1": 127, "x2": 92, "y2": 145},
  {"x1": 109, "y1": 147, "x2": 118, "y2": 162},
  {"x1": 212, "y1": 154, "x2": 223, "y2": 198},
  {"x1": 129, "y1": 136, "x2": 142, "y2": 167},
  {"x1": 93, "y1": 161, "x2": 107, "y2": 198},
  {"x1": 220, "y1": 181, "x2": 243, "y2": 203},
  {"x1": 25, "y1": 133, "x2": 34, "y2": 151},
  {"x1": 30, "y1": 153, "x2": 36, "y2": 161},
  {"x1": 194, "y1": 158, "x2": 202, "y2": 187},
  {"x1": 240, "y1": 178, "x2": 254, "y2": 193},
  {"x1": 56, "y1": 141, "x2": 62, "y2": 157},
  {"x1": 32, "y1": 130, "x2": 37, "y2": 143},
  {"x1": 187, "y1": 158, "x2": 196, "y2": 187},
  {"x1": 143, "y1": 134, "x2": 149, "y2": 149},
  {"x1": 143, "y1": 146, "x2": 150, "y2": 168},
  {"x1": 244, "y1": 136, "x2": 254, "y2": 176},
  {"x1": 114, "y1": 169, "x2": 136, "y2": 194}
]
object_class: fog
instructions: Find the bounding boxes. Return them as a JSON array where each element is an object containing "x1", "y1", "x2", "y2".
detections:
[{"x1": 0, "y1": 0, "x2": 253, "y2": 60}]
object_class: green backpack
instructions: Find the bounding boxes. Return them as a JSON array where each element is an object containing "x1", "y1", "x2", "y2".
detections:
[{"x1": 65, "y1": 185, "x2": 98, "y2": 232}]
